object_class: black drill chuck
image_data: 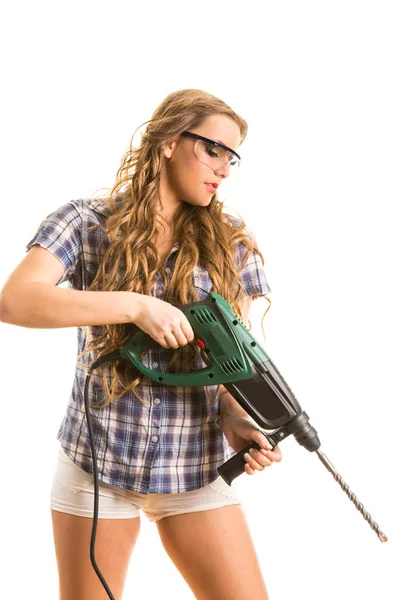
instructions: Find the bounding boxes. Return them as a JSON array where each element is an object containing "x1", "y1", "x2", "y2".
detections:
[{"x1": 285, "y1": 412, "x2": 321, "y2": 452}]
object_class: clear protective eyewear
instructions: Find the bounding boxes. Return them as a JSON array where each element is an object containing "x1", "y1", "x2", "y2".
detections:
[{"x1": 180, "y1": 131, "x2": 241, "y2": 172}]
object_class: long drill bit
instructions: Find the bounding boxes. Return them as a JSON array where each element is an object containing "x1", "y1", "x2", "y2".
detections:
[{"x1": 315, "y1": 448, "x2": 388, "y2": 542}]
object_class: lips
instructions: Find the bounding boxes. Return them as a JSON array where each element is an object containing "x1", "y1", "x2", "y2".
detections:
[{"x1": 205, "y1": 183, "x2": 218, "y2": 192}]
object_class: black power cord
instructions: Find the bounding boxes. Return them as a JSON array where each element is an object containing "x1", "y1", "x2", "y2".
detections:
[{"x1": 83, "y1": 349, "x2": 122, "y2": 600}]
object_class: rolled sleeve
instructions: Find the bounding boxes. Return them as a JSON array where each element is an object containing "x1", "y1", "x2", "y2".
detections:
[
  {"x1": 234, "y1": 222, "x2": 272, "y2": 299},
  {"x1": 241, "y1": 250, "x2": 272, "y2": 299},
  {"x1": 25, "y1": 200, "x2": 83, "y2": 286}
]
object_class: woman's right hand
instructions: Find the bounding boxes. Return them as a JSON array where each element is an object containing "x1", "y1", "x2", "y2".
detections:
[{"x1": 130, "y1": 293, "x2": 195, "y2": 349}]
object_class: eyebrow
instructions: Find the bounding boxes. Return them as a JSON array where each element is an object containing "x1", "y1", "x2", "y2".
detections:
[
  {"x1": 213, "y1": 140, "x2": 238, "y2": 157},
  {"x1": 214, "y1": 140, "x2": 235, "y2": 153}
]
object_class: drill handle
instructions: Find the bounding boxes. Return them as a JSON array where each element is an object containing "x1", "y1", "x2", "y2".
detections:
[
  {"x1": 218, "y1": 412, "x2": 321, "y2": 485},
  {"x1": 217, "y1": 433, "x2": 280, "y2": 485}
]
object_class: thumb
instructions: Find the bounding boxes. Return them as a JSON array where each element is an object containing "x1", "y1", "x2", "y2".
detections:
[{"x1": 254, "y1": 431, "x2": 274, "y2": 451}]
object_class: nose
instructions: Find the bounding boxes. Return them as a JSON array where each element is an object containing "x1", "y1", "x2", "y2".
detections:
[{"x1": 213, "y1": 162, "x2": 230, "y2": 178}]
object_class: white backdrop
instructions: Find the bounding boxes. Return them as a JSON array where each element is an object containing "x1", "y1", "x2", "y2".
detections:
[{"x1": 0, "y1": 1, "x2": 407, "y2": 599}]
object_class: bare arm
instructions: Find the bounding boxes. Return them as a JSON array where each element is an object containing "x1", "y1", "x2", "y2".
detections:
[
  {"x1": 0, "y1": 282, "x2": 136, "y2": 328},
  {"x1": 0, "y1": 246, "x2": 135, "y2": 328}
]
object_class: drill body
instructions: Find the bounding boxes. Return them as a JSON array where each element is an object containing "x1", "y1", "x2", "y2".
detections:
[{"x1": 119, "y1": 291, "x2": 321, "y2": 482}]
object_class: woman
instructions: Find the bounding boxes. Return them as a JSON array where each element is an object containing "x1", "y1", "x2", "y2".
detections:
[{"x1": 0, "y1": 88, "x2": 282, "y2": 599}]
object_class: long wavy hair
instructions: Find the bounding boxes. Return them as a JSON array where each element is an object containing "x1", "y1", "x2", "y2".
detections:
[{"x1": 77, "y1": 88, "x2": 271, "y2": 408}]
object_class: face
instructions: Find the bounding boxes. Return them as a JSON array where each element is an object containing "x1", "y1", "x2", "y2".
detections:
[{"x1": 160, "y1": 113, "x2": 242, "y2": 214}]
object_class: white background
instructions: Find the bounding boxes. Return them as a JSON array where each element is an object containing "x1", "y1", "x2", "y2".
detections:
[{"x1": 0, "y1": 1, "x2": 407, "y2": 599}]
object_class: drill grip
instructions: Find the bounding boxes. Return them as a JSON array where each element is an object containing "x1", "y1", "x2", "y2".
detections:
[{"x1": 217, "y1": 440, "x2": 276, "y2": 485}]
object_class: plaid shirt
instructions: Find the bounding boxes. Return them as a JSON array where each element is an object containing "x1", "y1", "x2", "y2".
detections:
[{"x1": 26, "y1": 198, "x2": 272, "y2": 494}]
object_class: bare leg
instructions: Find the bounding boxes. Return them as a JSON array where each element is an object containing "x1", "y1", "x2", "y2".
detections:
[
  {"x1": 51, "y1": 509, "x2": 141, "y2": 600},
  {"x1": 156, "y1": 504, "x2": 269, "y2": 600}
]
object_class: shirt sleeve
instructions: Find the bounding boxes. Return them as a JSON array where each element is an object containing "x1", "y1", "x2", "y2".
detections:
[
  {"x1": 25, "y1": 200, "x2": 83, "y2": 286},
  {"x1": 236, "y1": 224, "x2": 272, "y2": 300}
]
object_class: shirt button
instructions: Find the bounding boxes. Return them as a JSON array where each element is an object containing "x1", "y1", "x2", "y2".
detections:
[
  {"x1": 152, "y1": 362, "x2": 159, "y2": 368},
  {"x1": 152, "y1": 435, "x2": 159, "y2": 442},
  {"x1": 154, "y1": 398, "x2": 161, "y2": 404},
  {"x1": 165, "y1": 267, "x2": 171, "y2": 273},
  {"x1": 157, "y1": 289, "x2": 164, "y2": 296}
]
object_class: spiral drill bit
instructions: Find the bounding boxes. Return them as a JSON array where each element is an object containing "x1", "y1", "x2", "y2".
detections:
[{"x1": 315, "y1": 449, "x2": 388, "y2": 542}]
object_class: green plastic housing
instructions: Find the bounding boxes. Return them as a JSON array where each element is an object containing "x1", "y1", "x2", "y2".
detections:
[{"x1": 119, "y1": 292, "x2": 269, "y2": 386}]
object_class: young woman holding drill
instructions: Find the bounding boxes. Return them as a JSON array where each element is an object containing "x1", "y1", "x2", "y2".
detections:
[{"x1": 0, "y1": 88, "x2": 282, "y2": 599}]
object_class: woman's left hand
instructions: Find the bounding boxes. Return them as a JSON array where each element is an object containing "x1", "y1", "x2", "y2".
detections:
[{"x1": 220, "y1": 413, "x2": 282, "y2": 475}]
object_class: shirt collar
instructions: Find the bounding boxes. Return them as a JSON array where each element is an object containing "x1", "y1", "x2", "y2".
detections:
[{"x1": 87, "y1": 197, "x2": 112, "y2": 217}]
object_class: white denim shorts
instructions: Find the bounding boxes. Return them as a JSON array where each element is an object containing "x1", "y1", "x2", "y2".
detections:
[{"x1": 51, "y1": 449, "x2": 242, "y2": 523}]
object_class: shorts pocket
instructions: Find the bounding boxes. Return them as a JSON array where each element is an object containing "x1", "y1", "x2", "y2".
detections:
[
  {"x1": 207, "y1": 476, "x2": 236, "y2": 500},
  {"x1": 71, "y1": 471, "x2": 94, "y2": 495},
  {"x1": 58, "y1": 450, "x2": 95, "y2": 495}
]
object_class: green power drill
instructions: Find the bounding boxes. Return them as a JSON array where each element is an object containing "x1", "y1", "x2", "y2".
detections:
[{"x1": 84, "y1": 291, "x2": 388, "y2": 599}]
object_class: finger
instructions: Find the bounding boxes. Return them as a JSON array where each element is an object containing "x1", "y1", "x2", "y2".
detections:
[
  {"x1": 244, "y1": 462, "x2": 255, "y2": 475},
  {"x1": 244, "y1": 452, "x2": 265, "y2": 472},
  {"x1": 259, "y1": 448, "x2": 282, "y2": 463},
  {"x1": 157, "y1": 336, "x2": 171, "y2": 349},
  {"x1": 257, "y1": 441, "x2": 282, "y2": 461},
  {"x1": 249, "y1": 448, "x2": 273, "y2": 467},
  {"x1": 163, "y1": 331, "x2": 181, "y2": 349},
  {"x1": 169, "y1": 327, "x2": 189, "y2": 347},
  {"x1": 273, "y1": 444, "x2": 282, "y2": 458},
  {"x1": 180, "y1": 320, "x2": 195, "y2": 343}
]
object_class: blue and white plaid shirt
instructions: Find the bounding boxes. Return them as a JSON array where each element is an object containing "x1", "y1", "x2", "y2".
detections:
[{"x1": 26, "y1": 198, "x2": 272, "y2": 494}]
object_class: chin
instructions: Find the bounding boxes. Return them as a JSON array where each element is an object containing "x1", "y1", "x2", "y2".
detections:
[{"x1": 184, "y1": 193, "x2": 214, "y2": 207}]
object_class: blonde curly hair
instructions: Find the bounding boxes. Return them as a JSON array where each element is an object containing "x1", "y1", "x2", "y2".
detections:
[{"x1": 76, "y1": 89, "x2": 271, "y2": 408}]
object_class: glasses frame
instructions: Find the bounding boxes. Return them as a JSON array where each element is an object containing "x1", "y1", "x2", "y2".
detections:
[{"x1": 180, "y1": 131, "x2": 241, "y2": 169}]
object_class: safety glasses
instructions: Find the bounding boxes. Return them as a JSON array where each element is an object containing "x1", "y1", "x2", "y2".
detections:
[{"x1": 180, "y1": 131, "x2": 241, "y2": 171}]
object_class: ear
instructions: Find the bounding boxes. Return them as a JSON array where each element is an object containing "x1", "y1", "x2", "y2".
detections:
[{"x1": 162, "y1": 137, "x2": 178, "y2": 159}]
